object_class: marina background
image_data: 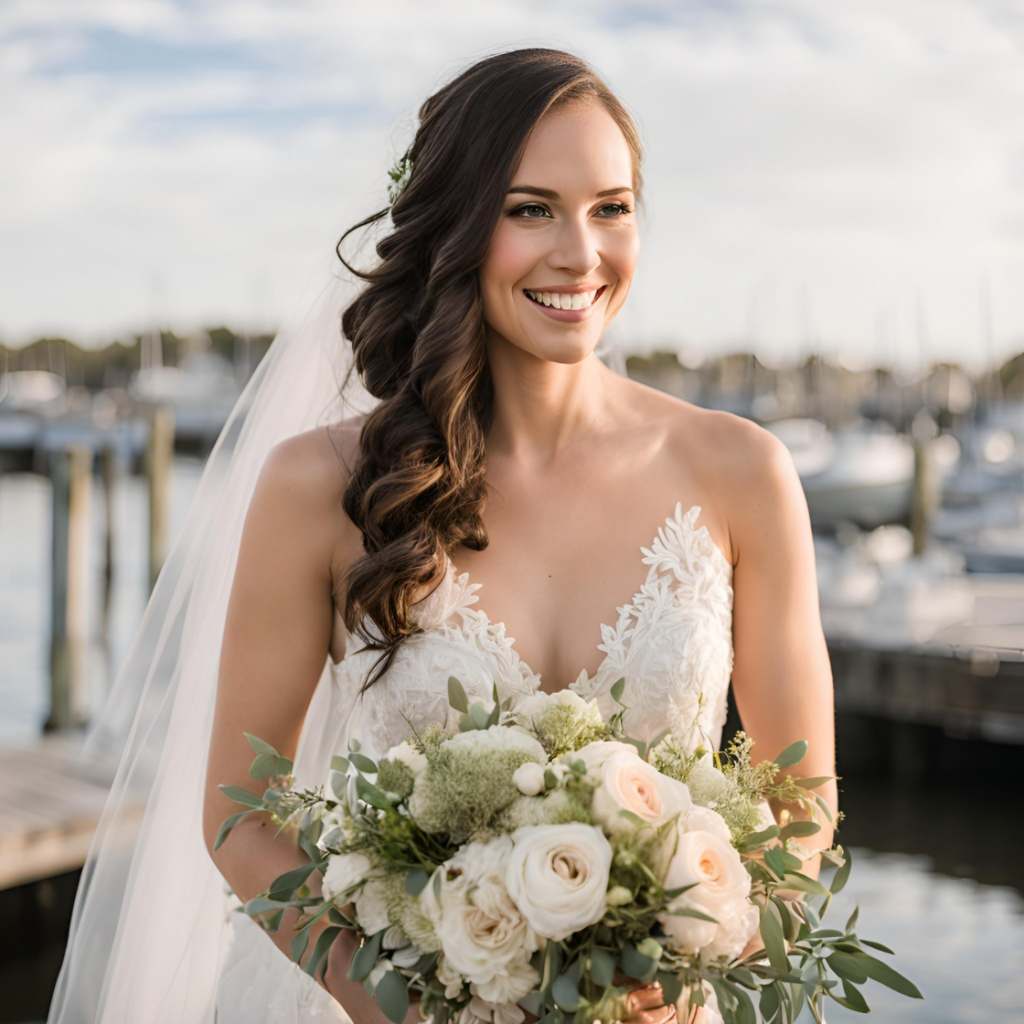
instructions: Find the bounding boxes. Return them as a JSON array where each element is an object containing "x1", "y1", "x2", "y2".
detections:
[{"x1": 3, "y1": 2, "x2": 1024, "y2": 1022}]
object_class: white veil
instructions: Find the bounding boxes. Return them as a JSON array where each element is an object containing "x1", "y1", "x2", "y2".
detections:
[
  {"x1": 46, "y1": 254, "x2": 377, "y2": 1022},
  {"x1": 44, "y1": 238, "x2": 628, "y2": 1023}
]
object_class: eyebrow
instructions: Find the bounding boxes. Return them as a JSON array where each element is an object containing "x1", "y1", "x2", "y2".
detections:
[{"x1": 506, "y1": 185, "x2": 634, "y2": 199}]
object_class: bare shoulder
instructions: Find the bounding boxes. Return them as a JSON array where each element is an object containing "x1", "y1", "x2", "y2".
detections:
[
  {"x1": 634, "y1": 384, "x2": 804, "y2": 562},
  {"x1": 256, "y1": 417, "x2": 366, "y2": 559}
]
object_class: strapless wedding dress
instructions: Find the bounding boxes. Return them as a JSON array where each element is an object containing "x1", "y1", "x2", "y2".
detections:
[{"x1": 215, "y1": 501, "x2": 734, "y2": 1022}]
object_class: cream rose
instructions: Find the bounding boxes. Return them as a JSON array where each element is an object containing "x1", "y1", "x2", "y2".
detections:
[
  {"x1": 568, "y1": 740, "x2": 639, "y2": 776},
  {"x1": 385, "y1": 739, "x2": 428, "y2": 776},
  {"x1": 590, "y1": 751, "x2": 692, "y2": 835},
  {"x1": 657, "y1": 830, "x2": 752, "y2": 954},
  {"x1": 458, "y1": 996, "x2": 526, "y2": 1024},
  {"x1": 506, "y1": 823, "x2": 612, "y2": 940},
  {"x1": 423, "y1": 837, "x2": 539, "y2": 990}
]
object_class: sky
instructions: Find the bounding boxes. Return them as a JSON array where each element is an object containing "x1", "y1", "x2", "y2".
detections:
[{"x1": 1, "y1": 0, "x2": 1023, "y2": 370}]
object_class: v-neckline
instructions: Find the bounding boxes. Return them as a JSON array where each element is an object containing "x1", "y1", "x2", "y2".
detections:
[{"x1": 442, "y1": 500, "x2": 732, "y2": 691}]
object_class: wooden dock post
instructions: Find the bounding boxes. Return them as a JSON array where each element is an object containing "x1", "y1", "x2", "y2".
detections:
[
  {"x1": 145, "y1": 404, "x2": 174, "y2": 592},
  {"x1": 100, "y1": 443, "x2": 117, "y2": 629},
  {"x1": 45, "y1": 444, "x2": 91, "y2": 732}
]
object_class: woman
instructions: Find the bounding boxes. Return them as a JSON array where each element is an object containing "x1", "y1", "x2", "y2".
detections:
[
  {"x1": 205, "y1": 47, "x2": 837, "y2": 1024},
  {"x1": 50, "y1": 47, "x2": 836, "y2": 1024}
]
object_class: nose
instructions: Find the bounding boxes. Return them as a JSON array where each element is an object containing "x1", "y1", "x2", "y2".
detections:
[{"x1": 546, "y1": 213, "x2": 601, "y2": 277}]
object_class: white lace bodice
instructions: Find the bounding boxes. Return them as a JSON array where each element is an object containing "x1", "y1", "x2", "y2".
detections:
[{"x1": 325, "y1": 501, "x2": 734, "y2": 762}]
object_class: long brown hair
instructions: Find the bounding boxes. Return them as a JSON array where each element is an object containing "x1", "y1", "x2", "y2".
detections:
[{"x1": 337, "y1": 48, "x2": 644, "y2": 689}]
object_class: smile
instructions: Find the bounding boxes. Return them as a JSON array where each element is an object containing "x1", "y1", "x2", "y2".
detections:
[{"x1": 523, "y1": 285, "x2": 607, "y2": 311}]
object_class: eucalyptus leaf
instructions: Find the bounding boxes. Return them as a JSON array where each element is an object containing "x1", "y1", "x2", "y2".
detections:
[
  {"x1": 657, "y1": 969, "x2": 684, "y2": 1006},
  {"x1": 448, "y1": 676, "x2": 470, "y2": 714},
  {"x1": 610, "y1": 676, "x2": 626, "y2": 704},
  {"x1": 830, "y1": 847, "x2": 853, "y2": 894},
  {"x1": 773, "y1": 740, "x2": 808, "y2": 768},
  {"x1": 779, "y1": 872, "x2": 829, "y2": 896},
  {"x1": 759, "y1": 980, "x2": 780, "y2": 1022},
  {"x1": 267, "y1": 862, "x2": 318, "y2": 899},
  {"x1": 355, "y1": 774, "x2": 393, "y2": 811},
  {"x1": 375, "y1": 967, "x2": 411, "y2": 1024},
  {"x1": 303, "y1": 924, "x2": 341, "y2": 980},
  {"x1": 589, "y1": 948, "x2": 616, "y2": 988},
  {"x1": 275, "y1": 755, "x2": 293, "y2": 776},
  {"x1": 552, "y1": 973, "x2": 581, "y2": 1011},
  {"x1": 291, "y1": 926, "x2": 310, "y2": 964},
  {"x1": 219, "y1": 784, "x2": 266, "y2": 808},
  {"x1": 330, "y1": 754, "x2": 350, "y2": 773},
  {"x1": 666, "y1": 906, "x2": 719, "y2": 923},
  {"x1": 814, "y1": 793, "x2": 835, "y2": 824},
  {"x1": 621, "y1": 941, "x2": 657, "y2": 981},
  {"x1": 845, "y1": 905, "x2": 860, "y2": 933},
  {"x1": 838, "y1": 979, "x2": 870, "y2": 1013},
  {"x1": 763, "y1": 846, "x2": 787, "y2": 880},
  {"x1": 827, "y1": 951, "x2": 868, "y2": 984},
  {"x1": 348, "y1": 751, "x2": 378, "y2": 774},
  {"x1": 859, "y1": 952, "x2": 923, "y2": 998},
  {"x1": 249, "y1": 752, "x2": 279, "y2": 780},
  {"x1": 404, "y1": 868, "x2": 430, "y2": 896},
  {"x1": 795, "y1": 775, "x2": 834, "y2": 789},
  {"x1": 760, "y1": 900, "x2": 790, "y2": 973},
  {"x1": 779, "y1": 820, "x2": 821, "y2": 839},
  {"x1": 469, "y1": 702, "x2": 491, "y2": 730},
  {"x1": 347, "y1": 929, "x2": 385, "y2": 982},
  {"x1": 214, "y1": 809, "x2": 253, "y2": 851},
  {"x1": 861, "y1": 939, "x2": 895, "y2": 955},
  {"x1": 245, "y1": 732, "x2": 279, "y2": 757}
]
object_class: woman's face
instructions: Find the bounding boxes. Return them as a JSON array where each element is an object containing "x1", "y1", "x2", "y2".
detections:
[{"x1": 479, "y1": 100, "x2": 640, "y2": 365}]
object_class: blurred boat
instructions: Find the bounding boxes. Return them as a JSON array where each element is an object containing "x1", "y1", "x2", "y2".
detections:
[{"x1": 767, "y1": 418, "x2": 915, "y2": 528}]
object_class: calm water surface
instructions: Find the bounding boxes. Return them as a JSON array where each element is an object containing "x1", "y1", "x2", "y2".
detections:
[{"x1": 0, "y1": 458, "x2": 1021, "y2": 1022}]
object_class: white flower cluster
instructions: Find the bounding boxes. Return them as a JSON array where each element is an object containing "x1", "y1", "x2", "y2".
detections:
[{"x1": 316, "y1": 687, "x2": 760, "y2": 1024}]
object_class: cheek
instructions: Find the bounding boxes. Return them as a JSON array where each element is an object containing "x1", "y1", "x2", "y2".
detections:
[{"x1": 480, "y1": 224, "x2": 537, "y2": 300}]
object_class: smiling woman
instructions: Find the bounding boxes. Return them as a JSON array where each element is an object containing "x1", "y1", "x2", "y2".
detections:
[{"x1": 47, "y1": 43, "x2": 836, "y2": 1024}]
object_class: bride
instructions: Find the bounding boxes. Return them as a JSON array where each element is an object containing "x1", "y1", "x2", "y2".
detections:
[{"x1": 48, "y1": 47, "x2": 836, "y2": 1024}]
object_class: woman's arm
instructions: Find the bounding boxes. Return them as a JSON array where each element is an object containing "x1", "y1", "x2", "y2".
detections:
[
  {"x1": 724, "y1": 419, "x2": 840, "y2": 873},
  {"x1": 201, "y1": 426, "x2": 401, "y2": 1021}
]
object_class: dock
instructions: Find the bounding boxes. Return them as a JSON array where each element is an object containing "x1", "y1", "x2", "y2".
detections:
[{"x1": 0, "y1": 733, "x2": 143, "y2": 891}]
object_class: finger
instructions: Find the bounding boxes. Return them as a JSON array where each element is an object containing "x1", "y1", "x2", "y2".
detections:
[{"x1": 624, "y1": 985, "x2": 667, "y2": 1013}]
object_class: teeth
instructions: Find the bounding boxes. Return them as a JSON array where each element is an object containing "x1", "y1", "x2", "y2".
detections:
[{"x1": 525, "y1": 288, "x2": 601, "y2": 310}]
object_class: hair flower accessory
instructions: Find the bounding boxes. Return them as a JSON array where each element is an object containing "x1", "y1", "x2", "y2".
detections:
[{"x1": 387, "y1": 145, "x2": 413, "y2": 204}]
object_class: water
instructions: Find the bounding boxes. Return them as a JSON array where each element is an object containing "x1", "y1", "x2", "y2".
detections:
[{"x1": 0, "y1": 456, "x2": 1022, "y2": 1021}]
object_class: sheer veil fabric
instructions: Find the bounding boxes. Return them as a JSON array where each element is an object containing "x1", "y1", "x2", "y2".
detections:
[
  {"x1": 46, "y1": 258, "x2": 377, "y2": 1022},
  {"x1": 45, "y1": 247, "x2": 627, "y2": 1022}
]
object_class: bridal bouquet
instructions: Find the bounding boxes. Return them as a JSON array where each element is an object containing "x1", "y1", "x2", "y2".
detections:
[{"x1": 217, "y1": 679, "x2": 920, "y2": 1024}]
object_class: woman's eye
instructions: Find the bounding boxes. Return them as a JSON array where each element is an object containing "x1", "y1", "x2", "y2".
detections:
[
  {"x1": 514, "y1": 203, "x2": 551, "y2": 219},
  {"x1": 598, "y1": 202, "x2": 632, "y2": 217}
]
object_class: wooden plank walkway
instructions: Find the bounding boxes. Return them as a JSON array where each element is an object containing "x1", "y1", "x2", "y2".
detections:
[{"x1": 0, "y1": 733, "x2": 145, "y2": 890}]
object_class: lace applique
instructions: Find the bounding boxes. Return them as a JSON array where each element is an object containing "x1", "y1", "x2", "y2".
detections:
[{"x1": 332, "y1": 501, "x2": 733, "y2": 758}]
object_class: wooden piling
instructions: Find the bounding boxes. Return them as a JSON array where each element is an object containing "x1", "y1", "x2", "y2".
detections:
[
  {"x1": 145, "y1": 404, "x2": 174, "y2": 592},
  {"x1": 45, "y1": 445, "x2": 91, "y2": 732}
]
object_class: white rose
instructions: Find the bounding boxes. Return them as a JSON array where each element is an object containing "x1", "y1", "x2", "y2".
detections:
[
  {"x1": 355, "y1": 877, "x2": 391, "y2": 934},
  {"x1": 423, "y1": 837, "x2": 539, "y2": 988},
  {"x1": 569, "y1": 740, "x2": 640, "y2": 776},
  {"x1": 458, "y1": 996, "x2": 526, "y2": 1024},
  {"x1": 471, "y1": 955, "x2": 540, "y2": 1004},
  {"x1": 590, "y1": 752, "x2": 692, "y2": 835},
  {"x1": 321, "y1": 851, "x2": 371, "y2": 904},
  {"x1": 385, "y1": 739, "x2": 428, "y2": 777},
  {"x1": 706, "y1": 899, "x2": 759, "y2": 961},
  {"x1": 513, "y1": 762, "x2": 546, "y2": 796},
  {"x1": 657, "y1": 830, "x2": 752, "y2": 954},
  {"x1": 437, "y1": 953, "x2": 465, "y2": 999},
  {"x1": 506, "y1": 823, "x2": 612, "y2": 940}
]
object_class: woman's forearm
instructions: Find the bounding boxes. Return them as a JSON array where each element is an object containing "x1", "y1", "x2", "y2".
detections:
[{"x1": 209, "y1": 814, "x2": 374, "y2": 1015}]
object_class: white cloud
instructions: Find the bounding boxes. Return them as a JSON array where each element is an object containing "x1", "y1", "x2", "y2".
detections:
[{"x1": 1, "y1": 0, "x2": 1022, "y2": 370}]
